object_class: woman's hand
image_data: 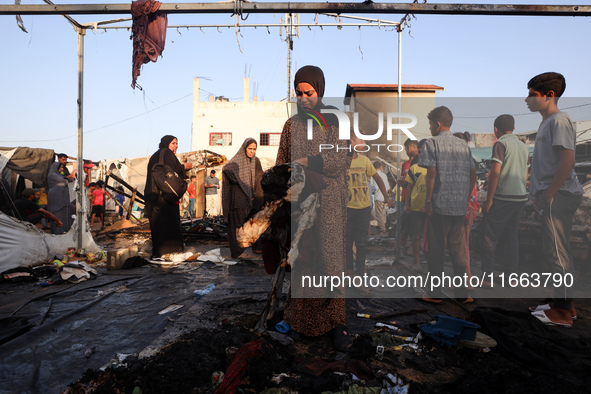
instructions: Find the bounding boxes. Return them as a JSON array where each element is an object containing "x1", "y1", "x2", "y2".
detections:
[
  {"x1": 293, "y1": 157, "x2": 308, "y2": 167},
  {"x1": 184, "y1": 162, "x2": 192, "y2": 170}
]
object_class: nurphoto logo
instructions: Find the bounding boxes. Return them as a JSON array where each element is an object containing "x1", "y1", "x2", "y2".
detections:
[
  {"x1": 306, "y1": 109, "x2": 418, "y2": 152},
  {"x1": 304, "y1": 110, "x2": 328, "y2": 132}
]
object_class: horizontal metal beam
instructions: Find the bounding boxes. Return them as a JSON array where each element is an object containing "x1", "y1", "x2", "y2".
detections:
[
  {"x1": 1, "y1": 3, "x2": 590, "y2": 17},
  {"x1": 96, "y1": 22, "x2": 400, "y2": 29}
]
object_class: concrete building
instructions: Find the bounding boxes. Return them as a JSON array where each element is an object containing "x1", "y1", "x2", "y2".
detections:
[
  {"x1": 191, "y1": 80, "x2": 445, "y2": 166},
  {"x1": 191, "y1": 78, "x2": 291, "y2": 166},
  {"x1": 344, "y1": 83, "x2": 444, "y2": 162}
]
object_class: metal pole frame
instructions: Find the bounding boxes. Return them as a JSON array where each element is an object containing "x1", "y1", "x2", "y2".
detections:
[
  {"x1": 6, "y1": 1, "x2": 587, "y2": 252},
  {"x1": 395, "y1": 25, "x2": 402, "y2": 262},
  {"x1": 76, "y1": 26, "x2": 86, "y2": 250}
]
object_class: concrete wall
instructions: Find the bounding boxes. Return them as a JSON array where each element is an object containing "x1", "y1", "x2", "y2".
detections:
[{"x1": 191, "y1": 78, "x2": 292, "y2": 163}]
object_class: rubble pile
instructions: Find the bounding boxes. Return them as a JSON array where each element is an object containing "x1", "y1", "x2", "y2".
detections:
[{"x1": 65, "y1": 317, "x2": 591, "y2": 394}]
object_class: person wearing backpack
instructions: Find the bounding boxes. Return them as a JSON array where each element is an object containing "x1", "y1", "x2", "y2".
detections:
[{"x1": 144, "y1": 135, "x2": 193, "y2": 258}]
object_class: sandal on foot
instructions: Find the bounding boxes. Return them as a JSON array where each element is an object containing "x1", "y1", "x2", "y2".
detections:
[
  {"x1": 531, "y1": 310, "x2": 572, "y2": 328},
  {"x1": 529, "y1": 303, "x2": 551, "y2": 312},
  {"x1": 529, "y1": 303, "x2": 577, "y2": 320}
]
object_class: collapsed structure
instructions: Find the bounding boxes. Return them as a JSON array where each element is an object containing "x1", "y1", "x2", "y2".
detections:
[{"x1": 0, "y1": 147, "x2": 100, "y2": 272}]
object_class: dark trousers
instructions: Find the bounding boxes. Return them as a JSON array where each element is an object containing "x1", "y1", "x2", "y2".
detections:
[
  {"x1": 538, "y1": 191, "x2": 582, "y2": 309},
  {"x1": 481, "y1": 199, "x2": 526, "y2": 274},
  {"x1": 346, "y1": 206, "x2": 372, "y2": 274},
  {"x1": 26, "y1": 212, "x2": 44, "y2": 225},
  {"x1": 427, "y1": 212, "x2": 467, "y2": 299}
]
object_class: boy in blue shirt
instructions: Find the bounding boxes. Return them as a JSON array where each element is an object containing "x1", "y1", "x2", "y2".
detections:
[{"x1": 115, "y1": 186, "x2": 126, "y2": 220}]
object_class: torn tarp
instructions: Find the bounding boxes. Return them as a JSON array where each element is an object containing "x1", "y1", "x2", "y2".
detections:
[
  {"x1": 131, "y1": 0, "x2": 168, "y2": 89},
  {"x1": 0, "y1": 146, "x2": 55, "y2": 187},
  {"x1": 14, "y1": 0, "x2": 28, "y2": 33},
  {"x1": 0, "y1": 213, "x2": 100, "y2": 273}
]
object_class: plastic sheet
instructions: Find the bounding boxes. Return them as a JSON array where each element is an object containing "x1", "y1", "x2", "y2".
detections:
[
  {"x1": 0, "y1": 212, "x2": 100, "y2": 272},
  {"x1": 0, "y1": 264, "x2": 270, "y2": 392}
]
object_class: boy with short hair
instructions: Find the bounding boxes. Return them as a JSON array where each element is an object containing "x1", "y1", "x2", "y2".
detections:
[
  {"x1": 419, "y1": 106, "x2": 476, "y2": 304},
  {"x1": 527, "y1": 72, "x2": 583, "y2": 328},
  {"x1": 186, "y1": 175, "x2": 197, "y2": 218},
  {"x1": 481, "y1": 114, "x2": 529, "y2": 276},
  {"x1": 404, "y1": 139, "x2": 428, "y2": 265},
  {"x1": 204, "y1": 170, "x2": 221, "y2": 217},
  {"x1": 89, "y1": 182, "x2": 108, "y2": 227},
  {"x1": 347, "y1": 133, "x2": 393, "y2": 276}
]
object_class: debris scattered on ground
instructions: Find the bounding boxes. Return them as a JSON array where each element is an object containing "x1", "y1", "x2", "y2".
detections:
[
  {"x1": 197, "y1": 248, "x2": 225, "y2": 263},
  {"x1": 162, "y1": 251, "x2": 195, "y2": 263},
  {"x1": 158, "y1": 304, "x2": 184, "y2": 315},
  {"x1": 194, "y1": 283, "x2": 215, "y2": 298}
]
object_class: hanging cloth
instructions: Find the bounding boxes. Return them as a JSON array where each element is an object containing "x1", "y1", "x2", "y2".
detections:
[{"x1": 131, "y1": 0, "x2": 168, "y2": 89}]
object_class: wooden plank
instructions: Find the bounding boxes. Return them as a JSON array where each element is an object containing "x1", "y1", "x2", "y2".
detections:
[
  {"x1": 127, "y1": 189, "x2": 138, "y2": 221},
  {"x1": 106, "y1": 171, "x2": 145, "y2": 203}
]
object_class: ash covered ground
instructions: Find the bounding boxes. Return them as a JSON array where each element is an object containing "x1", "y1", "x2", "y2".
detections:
[{"x1": 3, "y1": 219, "x2": 591, "y2": 394}]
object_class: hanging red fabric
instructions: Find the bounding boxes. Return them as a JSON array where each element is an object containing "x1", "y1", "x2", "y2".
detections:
[{"x1": 131, "y1": 0, "x2": 168, "y2": 89}]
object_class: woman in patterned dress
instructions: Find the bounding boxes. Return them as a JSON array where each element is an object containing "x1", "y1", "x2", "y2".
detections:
[{"x1": 276, "y1": 65, "x2": 352, "y2": 349}]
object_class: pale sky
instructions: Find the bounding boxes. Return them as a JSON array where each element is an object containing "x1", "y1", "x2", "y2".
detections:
[{"x1": 1, "y1": 0, "x2": 590, "y2": 161}]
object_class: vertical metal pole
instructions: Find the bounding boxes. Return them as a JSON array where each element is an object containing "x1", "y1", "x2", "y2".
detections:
[
  {"x1": 76, "y1": 27, "x2": 85, "y2": 250},
  {"x1": 395, "y1": 25, "x2": 402, "y2": 262},
  {"x1": 286, "y1": 13, "x2": 292, "y2": 101}
]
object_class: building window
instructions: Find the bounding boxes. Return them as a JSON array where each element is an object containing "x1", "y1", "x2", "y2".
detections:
[
  {"x1": 260, "y1": 133, "x2": 282, "y2": 146},
  {"x1": 210, "y1": 133, "x2": 232, "y2": 147}
]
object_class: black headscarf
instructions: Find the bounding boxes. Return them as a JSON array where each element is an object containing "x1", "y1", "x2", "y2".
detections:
[
  {"x1": 294, "y1": 65, "x2": 325, "y2": 99},
  {"x1": 293, "y1": 65, "x2": 338, "y2": 127},
  {"x1": 159, "y1": 135, "x2": 177, "y2": 150}
]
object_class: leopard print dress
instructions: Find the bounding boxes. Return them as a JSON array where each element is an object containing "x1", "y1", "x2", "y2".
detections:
[{"x1": 276, "y1": 114, "x2": 350, "y2": 336}]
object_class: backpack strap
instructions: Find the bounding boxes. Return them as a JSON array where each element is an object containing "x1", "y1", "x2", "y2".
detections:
[
  {"x1": 151, "y1": 148, "x2": 166, "y2": 172},
  {"x1": 151, "y1": 149, "x2": 168, "y2": 194}
]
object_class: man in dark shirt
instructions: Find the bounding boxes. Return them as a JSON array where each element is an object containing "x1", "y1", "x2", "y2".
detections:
[{"x1": 14, "y1": 188, "x2": 63, "y2": 228}]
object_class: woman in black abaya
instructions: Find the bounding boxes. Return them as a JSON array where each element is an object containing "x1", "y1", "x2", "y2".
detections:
[{"x1": 145, "y1": 135, "x2": 192, "y2": 258}]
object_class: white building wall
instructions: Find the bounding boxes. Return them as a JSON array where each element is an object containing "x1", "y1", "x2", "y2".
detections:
[{"x1": 191, "y1": 78, "x2": 292, "y2": 165}]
